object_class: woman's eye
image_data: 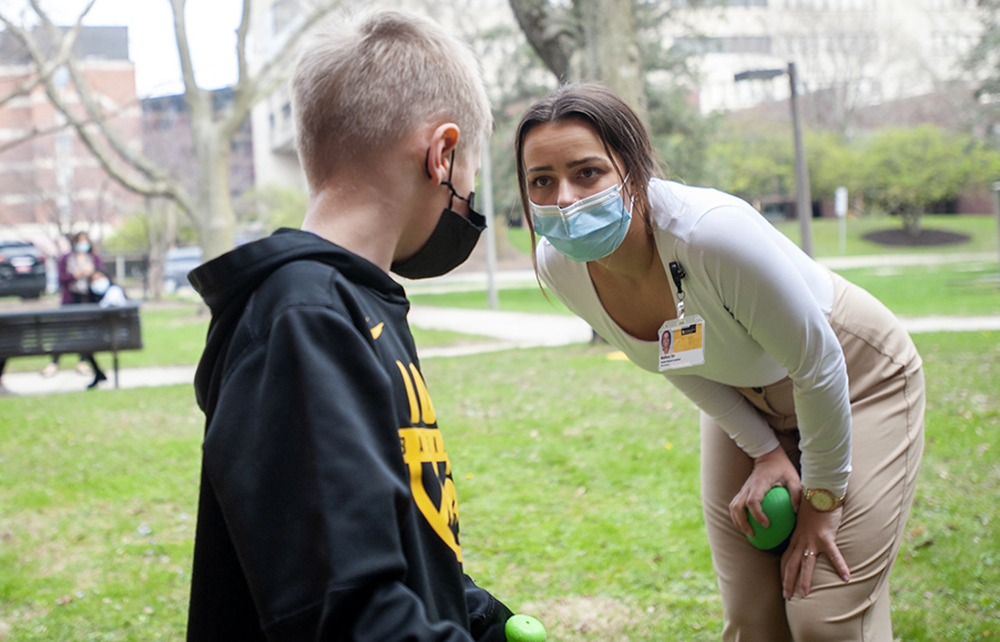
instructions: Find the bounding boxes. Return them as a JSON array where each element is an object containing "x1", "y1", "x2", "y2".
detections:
[
  {"x1": 530, "y1": 176, "x2": 551, "y2": 189},
  {"x1": 579, "y1": 167, "x2": 602, "y2": 180}
]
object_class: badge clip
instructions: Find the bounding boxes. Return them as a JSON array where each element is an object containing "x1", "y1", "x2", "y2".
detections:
[{"x1": 669, "y1": 261, "x2": 686, "y2": 320}]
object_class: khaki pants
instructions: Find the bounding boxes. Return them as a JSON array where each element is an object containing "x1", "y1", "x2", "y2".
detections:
[{"x1": 700, "y1": 273, "x2": 924, "y2": 642}]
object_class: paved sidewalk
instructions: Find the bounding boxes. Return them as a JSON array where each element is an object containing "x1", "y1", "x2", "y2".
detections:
[{"x1": 1, "y1": 365, "x2": 198, "y2": 396}]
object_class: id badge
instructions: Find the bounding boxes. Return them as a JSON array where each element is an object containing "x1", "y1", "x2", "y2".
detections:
[{"x1": 658, "y1": 315, "x2": 705, "y2": 371}]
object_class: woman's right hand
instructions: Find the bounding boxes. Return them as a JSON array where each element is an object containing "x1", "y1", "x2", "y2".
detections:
[{"x1": 728, "y1": 445, "x2": 802, "y2": 537}]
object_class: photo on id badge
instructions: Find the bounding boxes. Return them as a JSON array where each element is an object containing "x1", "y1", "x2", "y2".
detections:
[{"x1": 658, "y1": 315, "x2": 705, "y2": 371}]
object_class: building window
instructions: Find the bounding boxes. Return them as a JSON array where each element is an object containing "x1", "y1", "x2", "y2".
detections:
[{"x1": 673, "y1": 36, "x2": 772, "y2": 55}]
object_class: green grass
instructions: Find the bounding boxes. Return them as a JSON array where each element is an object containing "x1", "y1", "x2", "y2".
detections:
[
  {"x1": 410, "y1": 261, "x2": 1000, "y2": 319},
  {"x1": 0, "y1": 386, "x2": 202, "y2": 640},
  {"x1": 410, "y1": 286, "x2": 571, "y2": 315},
  {"x1": 1, "y1": 214, "x2": 997, "y2": 639},
  {"x1": 2, "y1": 332, "x2": 998, "y2": 640},
  {"x1": 773, "y1": 214, "x2": 999, "y2": 257},
  {"x1": 837, "y1": 261, "x2": 1000, "y2": 317},
  {"x1": 473, "y1": 215, "x2": 1000, "y2": 318},
  {"x1": 3, "y1": 305, "x2": 492, "y2": 374}
]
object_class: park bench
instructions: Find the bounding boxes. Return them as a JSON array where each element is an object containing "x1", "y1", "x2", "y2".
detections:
[{"x1": 0, "y1": 303, "x2": 143, "y2": 389}]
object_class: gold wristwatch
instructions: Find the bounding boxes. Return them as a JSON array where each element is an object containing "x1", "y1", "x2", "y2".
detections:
[{"x1": 803, "y1": 488, "x2": 845, "y2": 512}]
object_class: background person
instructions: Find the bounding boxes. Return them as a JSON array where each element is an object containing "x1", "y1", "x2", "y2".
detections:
[
  {"x1": 78, "y1": 270, "x2": 131, "y2": 390},
  {"x1": 42, "y1": 231, "x2": 104, "y2": 377},
  {"x1": 185, "y1": 9, "x2": 511, "y2": 641},
  {"x1": 514, "y1": 83, "x2": 924, "y2": 642}
]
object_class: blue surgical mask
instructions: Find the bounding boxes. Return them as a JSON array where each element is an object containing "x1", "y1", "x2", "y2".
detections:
[
  {"x1": 75, "y1": 241, "x2": 91, "y2": 253},
  {"x1": 529, "y1": 178, "x2": 634, "y2": 263},
  {"x1": 90, "y1": 278, "x2": 110, "y2": 296}
]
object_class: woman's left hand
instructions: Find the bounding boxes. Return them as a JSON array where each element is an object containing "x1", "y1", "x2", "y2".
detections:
[{"x1": 780, "y1": 503, "x2": 851, "y2": 599}]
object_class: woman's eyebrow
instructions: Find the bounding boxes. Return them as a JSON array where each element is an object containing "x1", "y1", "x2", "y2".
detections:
[{"x1": 527, "y1": 156, "x2": 606, "y2": 174}]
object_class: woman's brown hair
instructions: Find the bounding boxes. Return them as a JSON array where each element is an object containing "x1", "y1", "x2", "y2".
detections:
[{"x1": 514, "y1": 83, "x2": 662, "y2": 252}]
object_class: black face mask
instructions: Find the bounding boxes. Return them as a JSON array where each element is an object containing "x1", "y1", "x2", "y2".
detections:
[{"x1": 391, "y1": 150, "x2": 486, "y2": 279}]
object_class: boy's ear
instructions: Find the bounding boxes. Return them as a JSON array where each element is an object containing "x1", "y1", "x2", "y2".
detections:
[{"x1": 425, "y1": 123, "x2": 461, "y2": 185}]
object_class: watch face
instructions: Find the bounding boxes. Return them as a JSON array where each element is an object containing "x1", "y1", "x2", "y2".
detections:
[
  {"x1": 808, "y1": 489, "x2": 836, "y2": 511},
  {"x1": 809, "y1": 491, "x2": 833, "y2": 510}
]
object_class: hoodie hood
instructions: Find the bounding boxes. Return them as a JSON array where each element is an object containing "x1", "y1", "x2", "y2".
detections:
[{"x1": 190, "y1": 228, "x2": 406, "y2": 415}]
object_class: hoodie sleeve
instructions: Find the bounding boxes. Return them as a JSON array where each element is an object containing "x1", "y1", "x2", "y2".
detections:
[
  {"x1": 464, "y1": 575, "x2": 513, "y2": 642},
  {"x1": 201, "y1": 303, "x2": 481, "y2": 641}
]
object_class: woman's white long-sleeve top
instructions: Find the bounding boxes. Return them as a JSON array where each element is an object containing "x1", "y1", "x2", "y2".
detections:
[{"x1": 536, "y1": 179, "x2": 852, "y2": 496}]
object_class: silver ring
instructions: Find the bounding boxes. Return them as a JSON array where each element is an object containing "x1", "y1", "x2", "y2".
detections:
[{"x1": 803, "y1": 549, "x2": 817, "y2": 557}]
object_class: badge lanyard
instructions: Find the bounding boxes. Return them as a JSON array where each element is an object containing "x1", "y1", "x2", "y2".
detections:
[{"x1": 658, "y1": 260, "x2": 706, "y2": 372}]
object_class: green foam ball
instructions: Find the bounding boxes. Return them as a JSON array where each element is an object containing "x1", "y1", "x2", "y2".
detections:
[
  {"x1": 505, "y1": 614, "x2": 546, "y2": 642},
  {"x1": 746, "y1": 486, "x2": 796, "y2": 551}
]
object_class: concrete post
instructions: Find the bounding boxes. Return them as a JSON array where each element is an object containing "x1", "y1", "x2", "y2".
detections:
[
  {"x1": 481, "y1": 144, "x2": 499, "y2": 310},
  {"x1": 992, "y1": 181, "x2": 1000, "y2": 290},
  {"x1": 788, "y1": 62, "x2": 813, "y2": 257}
]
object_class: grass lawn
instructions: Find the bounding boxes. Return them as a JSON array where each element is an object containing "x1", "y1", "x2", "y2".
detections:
[
  {"x1": 837, "y1": 261, "x2": 1000, "y2": 317},
  {"x1": 421, "y1": 214, "x2": 1000, "y2": 317},
  {"x1": 410, "y1": 260, "x2": 1000, "y2": 319},
  {"x1": 771, "y1": 213, "x2": 999, "y2": 257},
  {"x1": 410, "y1": 286, "x2": 573, "y2": 315},
  {"x1": 2, "y1": 304, "x2": 493, "y2": 374},
  {"x1": 1, "y1": 331, "x2": 998, "y2": 640}
]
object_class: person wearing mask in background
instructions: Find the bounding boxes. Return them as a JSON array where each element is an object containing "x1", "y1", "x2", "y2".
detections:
[
  {"x1": 184, "y1": 9, "x2": 514, "y2": 641},
  {"x1": 89, "y1": 270, "x2": 128, "y2": 309},
  {"x1": 79, "y1": 270, "x2": 130, "y2": 390},
  {"x1": 514, "y1": 83, "x2": 924, "y2": 642},
  {"x1": 41, "y1": 231, "x2": 104, "y2": 377}
]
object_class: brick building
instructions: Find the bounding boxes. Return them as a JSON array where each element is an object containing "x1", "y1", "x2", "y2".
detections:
[{"x1": 0, "y1": 26, "x2": 142, "y2": 245}]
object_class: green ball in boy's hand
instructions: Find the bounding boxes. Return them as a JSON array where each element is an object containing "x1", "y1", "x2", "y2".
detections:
[
  {"x1": 746, "y1": 486, "x2": 796, "y2": 552},
  {"x1": 505, "y1": 614, "x2": 546, "y2": 642}
]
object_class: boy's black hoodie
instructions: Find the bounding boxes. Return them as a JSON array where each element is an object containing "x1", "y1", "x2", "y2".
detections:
[{"x1": 186, "y1": 229, "x2": 510, "y2": 641}]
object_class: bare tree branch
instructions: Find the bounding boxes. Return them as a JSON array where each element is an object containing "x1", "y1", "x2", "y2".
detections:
[
  {"x1": 169, "y1": 0, "x2": 210, "y2": 121},
  {"x1": 18, "y1": 1, "x2": 189, "y2": 205},
  {"x1": 3, "y1": 13, "x2": 191, "y2": 211},
  {"x1": 0, "y1": 70, "x2": 47, "y2": 110},
  {"x1": 43, "y1": 74, "x2": 189, "y2": 208},
  {"x1": 0, "y1": 120, "x2": 73, "y2": 156},
  {"x1": 0, "y1": 92, "x2": 146, "y2": 155},
  {"x1": 235, "y1": 0, "x2": 252, "y2": 89},
  {"x1": 0, "y1": 0, "x2": 96, "y2": 108},
  {"x1": 235, "y1": 0, "x2": 343, "y2": 129}
]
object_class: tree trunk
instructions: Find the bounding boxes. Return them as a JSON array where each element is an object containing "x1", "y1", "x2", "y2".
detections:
[
  {"x1": 575, "y1": 0, "x2": 646, "y2": 119},
  {"x1": 508, "y1": 0, "x2": 576, "y2": 81},
  {"x1": 902, "y1": 206, "x2": 922, "y2": 238},
  {"x1": 510, "y1": 0, "x2": 647, "y2": 119},
  {"x1": 192, "y1": 121, "x2": 236, "y2": 261},
  {"x1": 145, "y1": 196, "x2": 177, "y2": 301}
]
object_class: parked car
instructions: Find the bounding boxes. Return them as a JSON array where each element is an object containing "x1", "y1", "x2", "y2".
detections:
[
  {"x1": 163, "y1": 246, "x2": 203, "y2": 293},
  {"x1": 0, "y1": 241, "x2": 47, "y2": 299}
]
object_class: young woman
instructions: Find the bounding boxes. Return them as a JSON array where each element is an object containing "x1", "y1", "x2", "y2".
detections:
[
  {"x1": 42, "y1": 231, "x2": 105, "y2": 377},
  {"x1": 515, "y1": 83, "x2": 924, "y2": 642}
]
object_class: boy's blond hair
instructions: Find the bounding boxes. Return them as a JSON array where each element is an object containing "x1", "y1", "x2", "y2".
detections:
[{"x1": 292, "y1": 9, "x2": 492, "y2": 192}]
